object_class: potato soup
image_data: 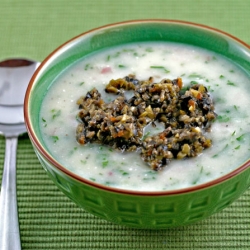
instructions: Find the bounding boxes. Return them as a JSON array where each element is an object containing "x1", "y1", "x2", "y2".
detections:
[{"x1": 39, "y1": 42, "x2": 250, "y2": 191}]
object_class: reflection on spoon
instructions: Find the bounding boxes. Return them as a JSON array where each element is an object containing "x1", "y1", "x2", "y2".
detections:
[{"x1": 0, "y1": 58, "x2": 40, "y2": 250}]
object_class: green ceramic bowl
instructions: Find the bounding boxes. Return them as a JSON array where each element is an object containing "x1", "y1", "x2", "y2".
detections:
[{"x1": 24, "y1": 20, "x2": 250, "y2": 229}]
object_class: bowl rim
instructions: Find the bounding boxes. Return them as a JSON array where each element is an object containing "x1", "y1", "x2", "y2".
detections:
[{"x1": 24, "y1": 19, "x2": 250, "y2": 196}]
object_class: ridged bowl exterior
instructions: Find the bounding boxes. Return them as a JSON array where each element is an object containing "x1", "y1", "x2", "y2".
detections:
[{"x1": 35, "y1": 149, "x2": 250, "y2": 229}]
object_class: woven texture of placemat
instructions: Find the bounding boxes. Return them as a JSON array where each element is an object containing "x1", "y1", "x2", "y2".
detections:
[{"x1": 0, "y1": 1, "x2": 250, "y2": 249}]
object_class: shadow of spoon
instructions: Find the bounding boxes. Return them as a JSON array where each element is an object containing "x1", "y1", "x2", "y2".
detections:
[{"x1": 0, "y1": 59, "x2": 40, "y2": 250}]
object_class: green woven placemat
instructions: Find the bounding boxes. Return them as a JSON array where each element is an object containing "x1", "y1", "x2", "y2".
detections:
[{"x1": 0, "y1": 1, "x2": 250, "y2": 249}]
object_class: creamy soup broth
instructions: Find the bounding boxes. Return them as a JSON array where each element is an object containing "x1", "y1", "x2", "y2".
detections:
[{"x1": 40, "y1": 42, "x2": 250, "y2": 191}]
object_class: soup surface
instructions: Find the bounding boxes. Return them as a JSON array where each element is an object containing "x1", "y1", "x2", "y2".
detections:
[{"x1": 40, "y1": 42, "x2": 250, "y2": 191}]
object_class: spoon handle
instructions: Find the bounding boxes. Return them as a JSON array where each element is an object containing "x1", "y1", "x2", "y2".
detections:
[{"x1": 0, "y1": 137, "x2": 21, "y2": 250}]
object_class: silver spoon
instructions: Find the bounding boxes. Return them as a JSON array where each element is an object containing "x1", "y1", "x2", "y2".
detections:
[{"x1": 0, "y1": 59, "x2": 40, "y2": 250}]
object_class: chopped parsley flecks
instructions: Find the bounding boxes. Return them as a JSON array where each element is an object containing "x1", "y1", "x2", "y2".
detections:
[
  {"x1": 119, "y1": 169, "x2": 129, "y2": 176},
  {"x1": 80, "y1": 159, "x2": 87, "y2": 164},
  {"x1": 227, "y1": 80, "x2": 236, "y2": 86},
  {"x1": 192, "y1": 165, "x2": 204, "y2": 185},
  {"x1": 51, "y1": 109, "x2": 61, "y2": 119},
  {"x1": 216, "y1": 97, "x2": 226, "y2": 103},
  {"x1": 145, "y1": 47, "x2": 154, "y2": 52},
  {"x1": 217, "y1": 114, "x2": 230, "y2": 123},
  {"x1": 118, "y1": 64, "x2": 126, "y2": 68},
  {"x1": 212, "y1": 144, "x2": 229, "y2": 158},
  {"x1": 188, "y1": 73, "x2": 204, "y2": 79},
  {"x1": 143, "y1": 171, "x2": 158, "y2": 181},
  {"x1": 51, "y1": 135, "x2": 59, "y2": 143},
  {"x1": 236, "y1": 134, "x2": 245, "y2": 142},
  {"x1": 142, "y1": 131, "x2": 151, "y2": 140},
  {"x1": 113, "y1": 52, "x2": 121, "y2": 58},
  {"x1": 206, "y1": 86, "x2": 215, "y2": 92},
  {"x1": 122, "y1": 48, "x2": 135, "y2": 53},
  {"x1": 102, "y1": 160, "x2": 109, "y2": 168},
  {"x1": 84, "y1": 64, "x2": 90, "y2": 70},
  {"x1": 69, "y1": 147, "x2": 78, "y2": 156},
  {"x1": 190, "y1": 80, "x2": 199, "y2": 85},
  {"x1": 42, "y1": 117, "x2": 47, "y2": 127},
  {"x1": 106, "y1": 55, "x2": 111, "y2": 61},
  {"x1": 150, "y1": 66, "x2": 170, "y2": 73},
  {"x1": 234, "y1": 105, "x2": 239, "y2": 111}
]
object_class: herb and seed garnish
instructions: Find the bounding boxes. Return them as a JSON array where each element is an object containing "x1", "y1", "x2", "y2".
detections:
[{"x1": 76, "y1": 75, "x2": 217, "y2": 171}]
